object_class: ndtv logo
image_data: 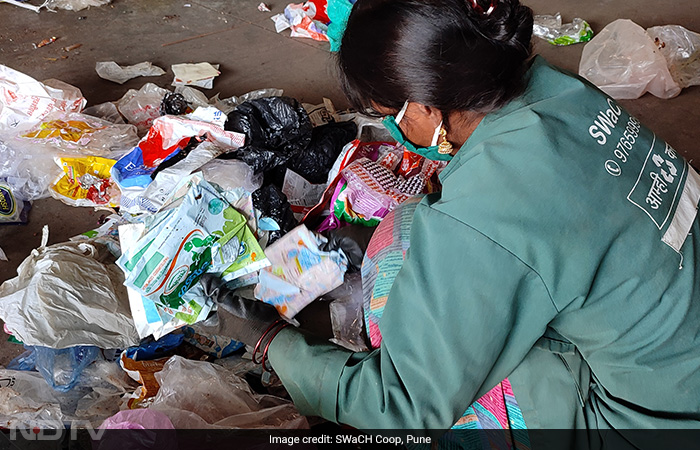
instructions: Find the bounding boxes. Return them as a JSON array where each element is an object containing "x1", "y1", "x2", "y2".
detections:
[{"x1": 7, "y1": 421, "x2": 106, "y2": 441}]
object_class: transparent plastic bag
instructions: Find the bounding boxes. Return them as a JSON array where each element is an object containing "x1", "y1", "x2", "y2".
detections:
[
  {"x1": 646, "y1": 25, "x2": 700, "y2": 89},
  {"x1": 82, "y1": 102, "x2": 126, "y2": 124},
  {"x1": 533, "y1": 12, "x2": 594, "y2": 46},
  {"x1": 150, "y1": 356, "x2": 308, "y2": 429},
  {"x1": 116, "y1": 83, "x2": 170, "y2": 135},
  {"x1": 0, "y1": 135, "x2": 62, "y2": 201},
  {"x1": 0, "y1": 368, "x2": 65, "y2": 429},
  {"x1": 579, "y1": 19, "x2": 681, "y2": 99},
  {"x1": 199, "y1": 158, "x2": 263, "y2": 193},
  {"x1": 325, "y1": 272, "x2": 369, "y2": 352}
]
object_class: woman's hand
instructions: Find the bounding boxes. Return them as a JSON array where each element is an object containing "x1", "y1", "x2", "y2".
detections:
[{"x1": 198, "y1": 274, "x2": 282, "y2": 347}]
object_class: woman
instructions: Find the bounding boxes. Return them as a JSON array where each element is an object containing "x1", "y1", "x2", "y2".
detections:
[{"x1": 202, "y1": 0, "x2": 700, "y2": 442}]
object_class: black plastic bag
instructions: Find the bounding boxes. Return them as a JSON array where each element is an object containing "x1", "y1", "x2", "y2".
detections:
[
  {"x1": 223, "y1": 97, "x2": 313, "y2": 174},
  {"x1": 252, "y1": 184, "x2": 298, "y2": 244},
  {"x1": 288, "y1": 121, "x2": 357, "y2": 184},
  {"x1": 160, "y1": 92, "x2": 190, "y2": 116}
]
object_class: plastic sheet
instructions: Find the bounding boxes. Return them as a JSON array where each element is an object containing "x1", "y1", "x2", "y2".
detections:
[
  {"x1": 95, "y1": 61, "x2": 166, "y2": 85},
  {"x1": 255, "y1": 224, "x2": 348, "y2": 320},
  {"x1": 150, "y1": 356, "x2": 308, "y2": 429},
  {"x1": 0, "y1": 64, "x2": 86, "y2": 132},
  {"x1": 199, "y1": 158, "x2": 263, "y2": 193},
  {"x1": 82, "y1": 102, "x2": 125, "y2": 124},
  {"x1": 579, "y1": 19, "x2": 681, "y2": 99},
  {"x1": 647, "y1": 25, "x2": 700, "y2": 89},
  {"x1": 0, "y1": 239, "x2": 140, "y2": 349},
  {"x1": 224, "y1": 96, "x2": 313, "y2": 174}
]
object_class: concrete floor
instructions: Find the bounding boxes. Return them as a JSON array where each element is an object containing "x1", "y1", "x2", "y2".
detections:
[{"x1": 1, "y1": 0, "x2": 700, "y2": 366}]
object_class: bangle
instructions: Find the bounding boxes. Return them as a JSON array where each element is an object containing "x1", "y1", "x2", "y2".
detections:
[
  {"x1": 252, "y1": 320, "x2": 284, "y2": 364},
  {"x1": 261, "y1": 322, "x2": 290, "y2": 372}
]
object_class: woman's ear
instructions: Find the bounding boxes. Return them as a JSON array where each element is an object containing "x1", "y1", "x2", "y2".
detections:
[{"x1": 407, "y1": 102, "x2": 443, "y2": 127}]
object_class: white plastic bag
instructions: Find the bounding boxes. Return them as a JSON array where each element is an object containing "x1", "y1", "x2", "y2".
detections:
[
  {"x1": 0, "y1": 65, "x2": 85, "y2": 132},
  {"x1": 579, "y1": 19, "x2": 681, "y2": 99},
  {"x1": 0, "y1": 239, "x2": 140, "y2": 349},
  {"x1": 96, "y1": 61, "x2": 166, "y2": 85},
  {"x1": 646, "y1": 25, "x2": 700, "y2": 89},
  {"x1": 46, "y1": 0, "x2": 110, "y2": 11},
  {"x1": 149, "y1": 356, "x2": 308, "y2": 429}
]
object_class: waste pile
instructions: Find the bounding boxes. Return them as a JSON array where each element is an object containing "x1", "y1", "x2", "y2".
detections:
[{"x1": 0, "y1": 63, "x2": 447, "y2": 433}]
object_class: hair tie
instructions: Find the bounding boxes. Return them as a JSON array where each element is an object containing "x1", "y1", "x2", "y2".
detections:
[{"x1": 470, "y1": 0, "x2": 496, "y2": 16}]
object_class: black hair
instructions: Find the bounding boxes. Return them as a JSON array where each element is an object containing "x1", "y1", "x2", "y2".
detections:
[{"x1": 336, "y1": 0, "x2": 534, "y2": 118}]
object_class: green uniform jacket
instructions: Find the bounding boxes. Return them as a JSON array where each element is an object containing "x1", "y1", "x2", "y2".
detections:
[{"x1": 268, "y1": 57, "x2": 700, "y2": 440}]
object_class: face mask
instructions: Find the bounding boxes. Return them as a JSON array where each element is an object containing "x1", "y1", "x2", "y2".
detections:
[{"x1": 381, "y1": 101, "x2": 453, "y2": 162}]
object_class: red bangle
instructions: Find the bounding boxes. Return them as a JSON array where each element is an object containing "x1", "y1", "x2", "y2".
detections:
[
  {"x1": 261, "y1": 323, "x2": 290, "y2": 372},
  {"x1": 252, "y1": 320, "x2": 284, "y2": 364}
]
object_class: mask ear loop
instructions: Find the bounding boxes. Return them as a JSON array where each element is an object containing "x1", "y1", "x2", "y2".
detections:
[
  {"x1": 395, "y1": 100, "x2": 410, "y2": 125},
  {"x1": 431, "y1": 120, "x2": 443, "y2": 146}
]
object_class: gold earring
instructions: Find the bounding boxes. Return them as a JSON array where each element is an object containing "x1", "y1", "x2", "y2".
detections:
[{"x1": 437, "y1": 126, "x2": 453, "y2": 154}]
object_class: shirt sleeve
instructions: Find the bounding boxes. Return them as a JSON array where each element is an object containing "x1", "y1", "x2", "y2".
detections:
[{"x1": 268, "y1": 203, "x2": 559, "y2": 430}]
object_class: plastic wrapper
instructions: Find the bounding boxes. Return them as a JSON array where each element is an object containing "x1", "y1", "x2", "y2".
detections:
[
  {"x1": 20, "y1": 111, "x2": 138, "y2": 154},
  {"x1": 47, "y1": 0, "x2": 110, "y2": 11},
  {"x1": 0, "y1": 65, "x2": 86, "y2": 132},
  {"x1": 0, "y1": 182, "x2": 31, "y2": 223},
  {"x1": 252, "y1": 184, "x2": 298, "y2": 244},
  {"x1": 49, "y1": 155, "x2": 120, "y2": 208},
  {"x1": 111, "y1": 115, "x2": 245, "y2": 195},
  {"x1": 282, "y1": 168, "x2": 327, "y2": 220},
  {"x1": 116, "y1": 83, "x2": 170, "y2": 135},
  {"x1": 149, "y1": 356, "x2": 308, "y2": 429},
  {"x1": 533, "y1": 13, "x2": 594, "y2": 46},
  {"x1": 271, "y1": 2, "x2": 329, "y2": 42},
  {"x1": 95, "y1": 61, "x2": 166, "y2": 85},
  {"x1": 181, "y1": 325, "x2": 244, "y2": 359},
  {"x1": 579, "y1": 19, "x2": 681, "y2": 99},
  {"x1": 117, "y1": 179, "x2": 269, "y2": 327},
  {"x1": 0, "y1": 238, "x2": 140, "y2": 349},
  {"x1": 223, "y1": 96, "x2": 312, "y2": 174},
  {"x1": 647, "y1": 25, "x2": 700, "y2": 89},
  {"x1": 254, "y1": 224, "x2": 347, "y2": 320},
  {"x1": 119, "y1": 351, "x2": 171, "y2": 407}
]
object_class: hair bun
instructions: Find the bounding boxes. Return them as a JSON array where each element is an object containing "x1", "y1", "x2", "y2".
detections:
[{"x1": 469, "y1": 0, "x2": 533, "y2": 51}]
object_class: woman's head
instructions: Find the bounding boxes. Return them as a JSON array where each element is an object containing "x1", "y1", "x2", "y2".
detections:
[{"x1": 337, "y1": 0, "x2": 534, "y2": 118}]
